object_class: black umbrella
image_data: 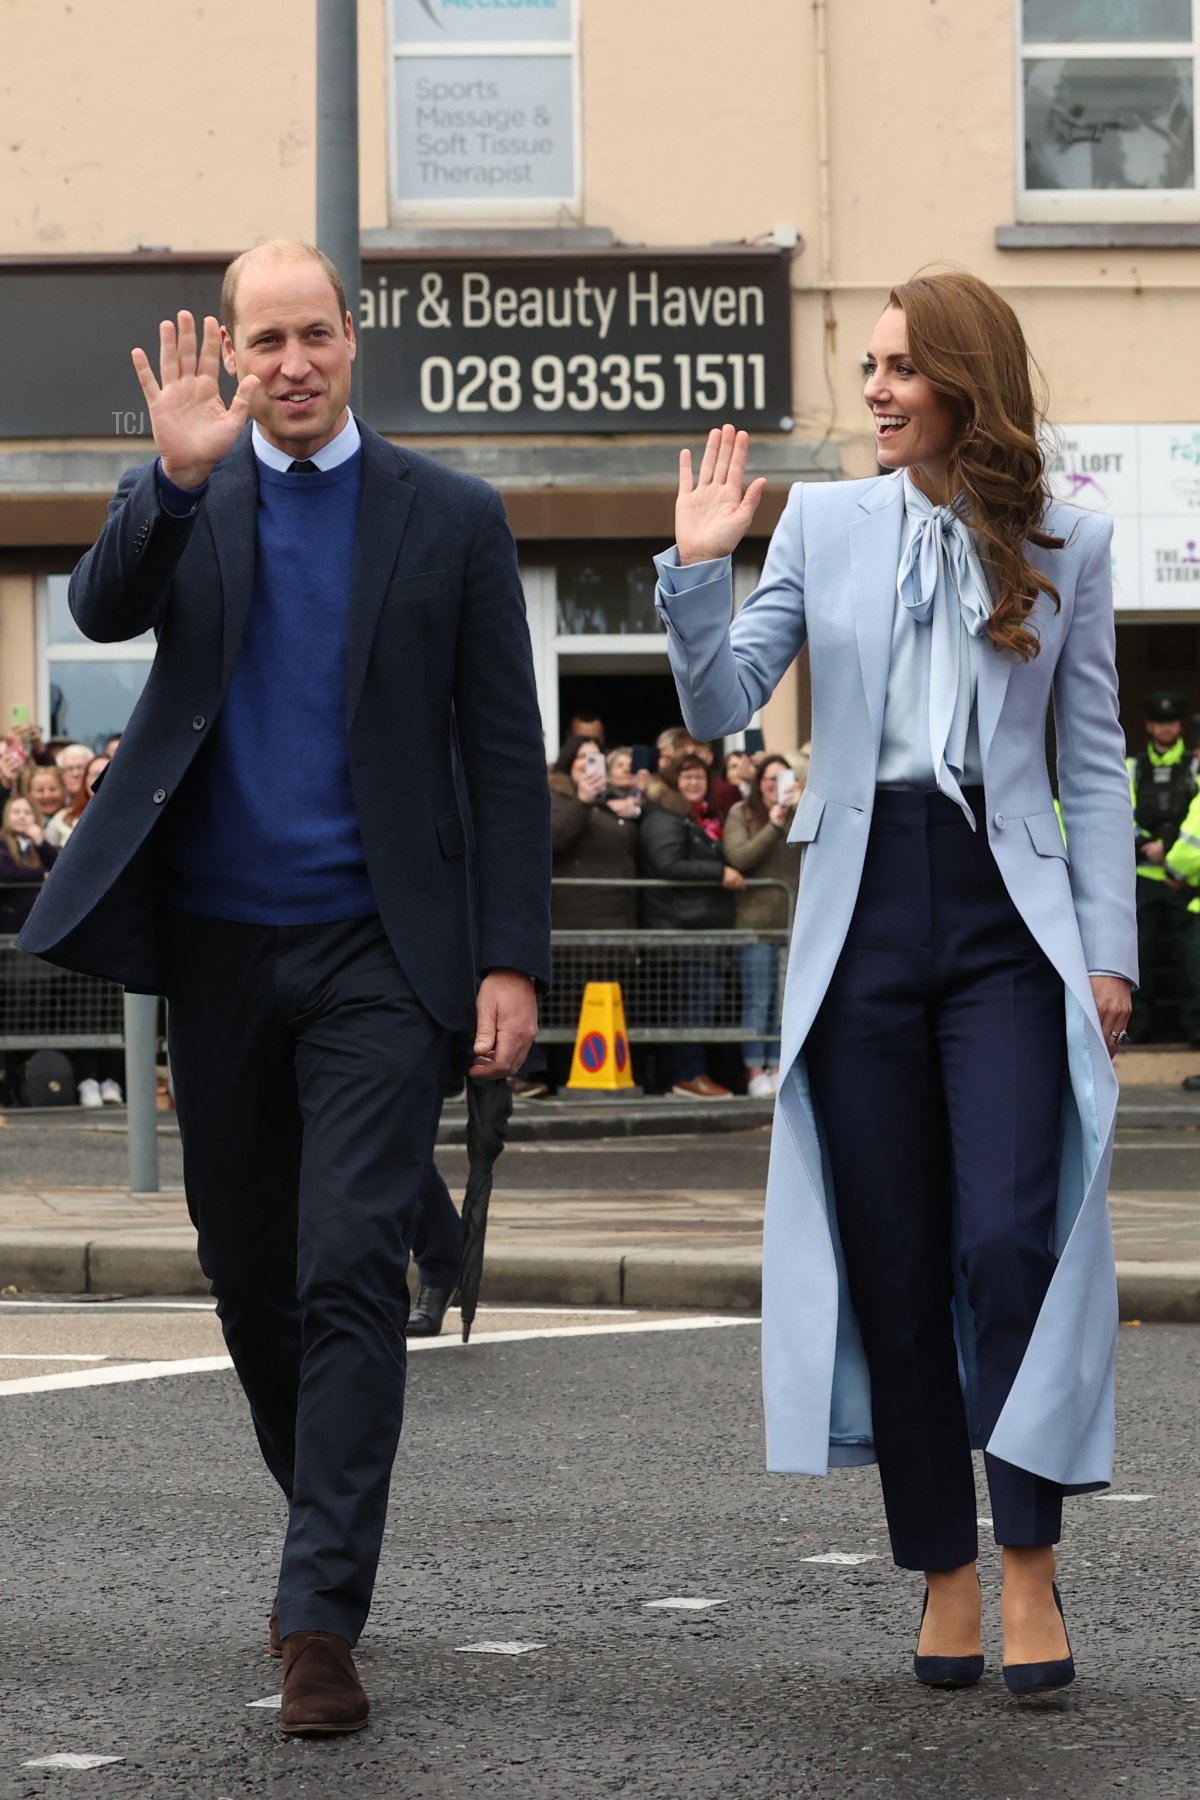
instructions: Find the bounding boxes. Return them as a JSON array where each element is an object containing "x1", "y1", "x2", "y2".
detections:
[{"x1": 458, "y1": 1075, "x2": 513, "y2": 1342}]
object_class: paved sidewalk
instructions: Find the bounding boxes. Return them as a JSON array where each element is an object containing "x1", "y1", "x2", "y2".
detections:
[{"x1": 1, "y1": 1084, "x2": 1197, "y2": 1319}]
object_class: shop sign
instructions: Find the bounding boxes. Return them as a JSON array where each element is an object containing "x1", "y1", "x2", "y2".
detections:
[
  {"x1": 392, "y1": 0, "x2": 576, "y2": 206},
  {"x1": 1046, "y1": 423, "x2": 1200, "y2": 609},
  {"x1": 0, "y1": 251, "x2": 793, "y2": 439}
]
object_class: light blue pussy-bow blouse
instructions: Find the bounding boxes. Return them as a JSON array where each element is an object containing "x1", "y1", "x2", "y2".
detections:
[{"x1": 875, "y1": 472, "x2": 995, "y2": 827}]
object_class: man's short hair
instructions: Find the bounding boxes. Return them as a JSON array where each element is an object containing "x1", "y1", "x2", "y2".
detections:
[
  {"x1": 55, "y1": 743, "x2": 92, "y2": 767},
  {"x1": 221, "y1": 240, "x2": 349, "y2": 338},
  {"x1": 656, "y1": 726, "x2": 690, "y2": 755}
]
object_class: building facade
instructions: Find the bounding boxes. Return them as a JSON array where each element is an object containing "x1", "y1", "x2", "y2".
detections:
[{"x1": 2, "y1": 0, "x2": 1199, "y2": 758}]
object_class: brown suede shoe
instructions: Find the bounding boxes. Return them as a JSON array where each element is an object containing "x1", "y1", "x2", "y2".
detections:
[
  {"x1": 280, "y1": 1631, "x2": 369, "y2": 1735},
  {"x1": 268, "y1": 1603, "x2": 281, "y2": 1659}
]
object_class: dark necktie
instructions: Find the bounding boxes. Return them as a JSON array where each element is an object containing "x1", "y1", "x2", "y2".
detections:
[{"x1": 288, "y1": 459, "x2": 319, "y2": 474}]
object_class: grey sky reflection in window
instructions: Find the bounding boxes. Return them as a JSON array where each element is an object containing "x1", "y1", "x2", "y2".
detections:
[
  {"x1": 1023, "y1": 1, "x2": 1192, "y2": 43},
  {"x1": 555, "y1": 550, "x2": 664, "y2": 636},
  {"x1": 49, "y1": 661, "x2": 152, "y2": 747},
  {"x1": 1025, "y1": 57, "x2": 1194, "y2": 190}
]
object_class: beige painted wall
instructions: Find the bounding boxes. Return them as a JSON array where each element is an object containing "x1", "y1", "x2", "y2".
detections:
[
  {"x1": 0, "y1": 575, "x2": 38, "y2": 723},
  {"x1": 4, "y1": 1, "x2": 1196, "y2": 456}
]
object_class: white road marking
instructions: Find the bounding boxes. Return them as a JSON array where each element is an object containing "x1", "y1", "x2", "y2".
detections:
[
  {"x1": 0, "y1": 1299, "x2": 216, "y2": 1312},
  {"x1": 23, "y1": 1754, "x2": 124, "y2": 1769},
  {"x1": 801, "y1": 1552, "x2": 878, "y2": 1566},
  {"x1": 0, "y1": 1353, "x2": 109, "y2": 1362},
  {"x1": 644, "y1": 1597, "x2": 727, "y2": 1612},
  {"x1": 0, "y1": 1355, "x2": 232, "y2": 1397},
  {"x1": 0, "y1": 1299, "x2": 638, "y2": 1317},
  {"x1": 1095, "y1": 1493, "x2": 1154, "y2": 1502},
  {"x1": 410, "y1": 1317, "x2": 758, "y2": 1352},
  {"x1": 456, "y1": 1641, "x2": 545, "y2": 1656},
  {"x1": 246, "y1": 1695, "x2": 282, "y2": 1709},
  {"x1": 0, "y1": 1316, "x2": 758, "y2": 1398}
]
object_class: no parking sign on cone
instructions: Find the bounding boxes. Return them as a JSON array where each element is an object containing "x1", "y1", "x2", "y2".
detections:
[{"x1": 566, "y1": 981, "x2": 639, "y2": 1095}]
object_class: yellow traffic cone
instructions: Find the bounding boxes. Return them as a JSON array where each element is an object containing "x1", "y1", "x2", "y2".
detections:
[{"x1": 566, "y1": 981, "x2": 639, "y2": 1096}]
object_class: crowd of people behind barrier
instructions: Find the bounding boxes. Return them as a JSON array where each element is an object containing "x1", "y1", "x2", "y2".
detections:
[
  {"x1": 0, "y1": 720, "x2": 124, "y2": 1107},
  {"x1": 14, "y1": 690, "x2": 1200, "y2": 1106},
  {"x1": 542, "y1": 710, "x2": 806, "y2": 1100}
]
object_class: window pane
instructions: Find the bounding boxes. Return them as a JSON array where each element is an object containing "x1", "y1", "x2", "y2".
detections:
[
  {"x1": 555, "y1": 550, "x2": 664, "y2": 637},
  {"x1": 46, "y1": 575, "x2": 154, "y2": 649},
  {"x1": 48, "y1": 659, "x2": 151, "y2": 747},
  {"x1": 1023, "y1": 1, "x2": 1192, "y2": 42},
  {"x1": 1024, "y1": 57, "x2": 1195, "y2": 189},
  {"x1": 394, "y1": 0, "x2": 573, "y2": 44}
]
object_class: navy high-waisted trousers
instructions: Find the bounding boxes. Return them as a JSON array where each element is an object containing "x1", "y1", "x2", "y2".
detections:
[{"x1": 806, "y1": 787, "x2": 1065, "y2": 1571}]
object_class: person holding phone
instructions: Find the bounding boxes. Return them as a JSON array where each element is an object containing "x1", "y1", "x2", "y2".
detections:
[
  {"x1": 653, "y1": 272, "x2": 1135, "y2": 1693},
  {"x1": 722, "y1": 754, "x2": 801, "y2": 1096}
]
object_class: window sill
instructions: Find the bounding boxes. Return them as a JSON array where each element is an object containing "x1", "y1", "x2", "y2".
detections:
[
  {"x1": 363, "y1": 225, "x2": 614, "y2": 251},
  {"x1": 997, "y1": 223, "x2": 1200, "y2": 249}
]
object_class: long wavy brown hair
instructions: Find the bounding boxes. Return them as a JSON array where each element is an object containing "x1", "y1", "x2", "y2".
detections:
[{"x1": 888, "y1": 272, "x2": 1064, "y2": 661}]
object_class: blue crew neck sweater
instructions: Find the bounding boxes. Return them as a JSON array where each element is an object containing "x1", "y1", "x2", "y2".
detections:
[{"x1": 162, "y1": 452, "x2": 377, "y2": 924}]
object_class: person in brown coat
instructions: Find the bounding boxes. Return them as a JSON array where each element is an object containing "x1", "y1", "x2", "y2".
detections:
[
  {"x1": 722, "y1": 755, "x2": 800, "y2": 1096},
  {"x1": 550, "y1": 734, "x2": 641, "y2": 930}
]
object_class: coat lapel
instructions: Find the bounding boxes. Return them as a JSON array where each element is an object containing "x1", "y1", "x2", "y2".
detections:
[
  {"x1": 849, "y1": 475, "x2": 905, "y2": 751},
  {"x1": 204, "y1": 431, "x2": 259, "y2": 689},
  {"x1": 344, "y1": 424, "x2": 416, "y2": 728}
]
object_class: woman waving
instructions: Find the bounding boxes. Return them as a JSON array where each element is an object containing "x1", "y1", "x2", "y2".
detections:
[{"x1": 654, "y1": 272, "x2": 1135, "y2": 1695}]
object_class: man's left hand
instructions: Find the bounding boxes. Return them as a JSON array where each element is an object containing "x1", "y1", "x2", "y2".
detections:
[
  {"x1": 470, "y1": 969, "x2": 539, "y2": 1080},
  {"x1": 1090, "y1": 974, "x2": 1133, "y2": 1060}
]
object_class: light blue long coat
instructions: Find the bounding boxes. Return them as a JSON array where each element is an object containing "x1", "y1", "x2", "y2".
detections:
[{"x1": 655, "y1": 473, "x2": 1137, "y2": 1487}]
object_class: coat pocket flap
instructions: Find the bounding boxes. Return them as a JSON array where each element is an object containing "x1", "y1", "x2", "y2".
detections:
[
  {"x1": 787, "y1": 787, "x2": 825, "y2": 845},
  {"x1": 1024, "y1": 810, "x2": 1069, "y2": 861},
  {"x1": 436, "y1": 811, "x2": 467, "y2": 859}
]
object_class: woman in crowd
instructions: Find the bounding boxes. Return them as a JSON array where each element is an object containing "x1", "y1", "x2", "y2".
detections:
[
  {"x1": 638, "y1": 753, "x2": 744, "y2": 1099},
  {"x1": 0, "y1": 794, "x2": 58, "y2": 932},
  {"x1": 539, "y1": 734, "x2": 643, "y2": 1094},
  {"x1": 722, "y1": 755, "x2": 801, "y2": 1097},
  {"x1": 25, "y1": 764, "x2": 67, "y2": 826},
  {"x1": 654, "y1": 272, "x2": 1134, "y2": 1692},
  {"x1": 47, "y1": 751, "x2": 108, "y2": 849},
  {"x1": 550, "y1": 734, "x2": 641, "y2": 931}
]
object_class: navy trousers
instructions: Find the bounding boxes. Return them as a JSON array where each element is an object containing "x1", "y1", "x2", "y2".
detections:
[
  {"x1": 411, "y1": 1162, "x2": 462, "y2": 1290},
  {"x1": 163, "y1": 909, "x2": 451, "y2": 1643},
  {"x1": 806, "y1": 789, "x2": 1065, "y2": 1571}
]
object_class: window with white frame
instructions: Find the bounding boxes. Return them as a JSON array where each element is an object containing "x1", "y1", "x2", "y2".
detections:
[
  {"x1": 390, "y1": 0, "x2": 579, "y2": 217},
  {"x1": 1018, "y1": 0, "x2": 1198, "y2": 220},
  {"x1": 40, "y1": 575, "x2": 155, "y2": 748}
]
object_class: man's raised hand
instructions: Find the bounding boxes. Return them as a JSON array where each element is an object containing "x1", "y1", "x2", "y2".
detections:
[
  {"x1": 676, "y1": 424, "x2": 767, "y2": 567},
  {"x1": 131, "y1": 312, "x2": 260, "y2": 491}
]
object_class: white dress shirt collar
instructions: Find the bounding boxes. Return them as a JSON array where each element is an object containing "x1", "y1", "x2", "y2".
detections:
[{"x1": 251, "y1": 408, "x2": 360, "y2": 473}]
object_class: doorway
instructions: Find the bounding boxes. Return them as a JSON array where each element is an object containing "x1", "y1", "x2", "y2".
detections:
[{"x1": 557, "y1": 668, "x2": 684, "y2": 755}]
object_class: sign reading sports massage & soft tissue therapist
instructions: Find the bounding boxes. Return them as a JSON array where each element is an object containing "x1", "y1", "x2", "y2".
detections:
[{"x1": 391, "y1": 0, "x2": 578, "y2": 206}]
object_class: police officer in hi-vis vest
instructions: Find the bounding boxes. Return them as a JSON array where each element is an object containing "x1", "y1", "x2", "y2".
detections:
[{"x1": 1127, "y1": 691, "x2": 1199, "y2": 1043}]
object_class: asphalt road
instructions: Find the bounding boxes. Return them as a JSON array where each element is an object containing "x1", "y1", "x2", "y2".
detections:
[{"x1": 1, "y1": 1310, "x2": 1197, "y2": 1799}]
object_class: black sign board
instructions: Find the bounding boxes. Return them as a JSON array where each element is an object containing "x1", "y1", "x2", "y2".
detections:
[{"x1": 0, "y1": 250, "x2": 792, "y2": 439}]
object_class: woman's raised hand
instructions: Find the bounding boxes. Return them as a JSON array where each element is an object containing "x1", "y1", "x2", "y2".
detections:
[
  {"x1": 676, "y1": 425, "x2": 767, "y2": 567},
  {"x1": 131, "y1": 311, "x2": 261, "y2": 491}
]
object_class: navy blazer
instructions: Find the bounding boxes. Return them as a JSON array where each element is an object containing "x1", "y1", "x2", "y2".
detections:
[{"x1": 18, "y1": 423, "x2": 551, "y2": 1031}]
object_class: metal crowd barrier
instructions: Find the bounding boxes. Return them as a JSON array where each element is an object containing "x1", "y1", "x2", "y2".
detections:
[
  {"x1": 0, "y1": 911, "x2": 161, "y2": 1191},
  {"x1": 542, "y1": 878, "x2": 794, "y2": 1043}
]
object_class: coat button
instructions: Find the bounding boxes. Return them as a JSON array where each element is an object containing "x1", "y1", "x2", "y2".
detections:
[
  {"x1": 993, "y1": 812, "x2": 1006, "y2": 829},
  {"x1": 191, "y1": 715, "x2": 206, "y2": 731},
  {"x1": 152, "y1": 788, "x2": 167, "y2": 804}
]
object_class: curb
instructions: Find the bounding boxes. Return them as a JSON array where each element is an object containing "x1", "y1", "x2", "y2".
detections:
[{"x1": 2, "y1": 1240, "x2": 1198, "y2": 1323}]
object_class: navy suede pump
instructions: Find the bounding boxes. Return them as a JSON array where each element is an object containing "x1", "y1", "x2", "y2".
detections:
[
  {"x1": 1002, "y1": 1584, "x2": 1075, "y2": 1696},
  {"x1": 913, "y1": 1589, "x2": 985, "y2": 1689}
]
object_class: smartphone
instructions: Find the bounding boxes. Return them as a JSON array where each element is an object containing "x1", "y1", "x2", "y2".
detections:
[
  {"x1": 631, "y1": 745, "x2": 656, "y2": 775},
  {"x1": 585, "y1": 751, "x2": 605, "y2": 780},
  {"x1": 10, "y1": 704, "x2": 30, "y2": 729},
  {"x1": 775, "y1": 766, "x2": 798, "y2": 806}
]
